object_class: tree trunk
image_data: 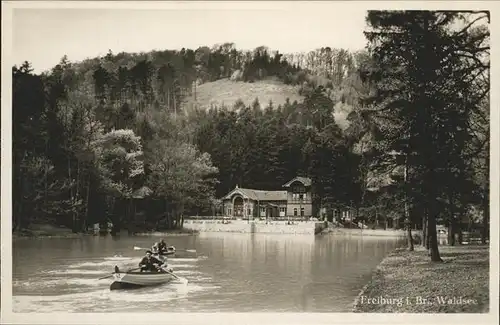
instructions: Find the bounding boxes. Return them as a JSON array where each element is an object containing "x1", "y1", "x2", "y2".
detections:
[
  {"x1": 164, "y1": 199, "x2": 170, "y2": 230},
  {"x1": 422, "y1": 213, "x2": 427, "y2": 248},
  {"x1": 427, "y1": 207, "x2": 443, "y2": 262},
  {"x1": 84, "y1": 174, "x2": 91, "y2": 232},
  {"x1": 407, "y1": 226, "x2": 414, "y2": 250},
  {"x1": 447, "y1": 190, "x2": 456, "y2": 246},
  {"x1": 176, "y1": 203, "x2": 184, "y2": 229},
  {"x1": 404, "y1": 161, "x2": 413, "y2": 251},
  {"x1": 407, "y1": 221, "x2": 414, "y2": 251},
  {"x1": 68, "y1": 158, "x2": 78, "y2": 233},
  {"x1": 448, "y1": 220, "x2": 455, "y2": 246},
  {"x1": 76, "y1": 159, "x2": 81, "y2": 232}
]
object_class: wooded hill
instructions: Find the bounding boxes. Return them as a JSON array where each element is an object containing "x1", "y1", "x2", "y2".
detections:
[{"x1": 13, "y1": 11, "x2": 490, "y2": 260}]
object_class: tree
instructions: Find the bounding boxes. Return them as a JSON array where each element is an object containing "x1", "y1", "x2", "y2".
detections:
[
  {"x1": 364, "y1": 10, "x2": 489, "y2": 260},
  {"x1": 147, "y1": 139, "x2": 218, "y2": 228},
  {"x1": 92, "y1": 129, "x2": 146, "y2": 231}
]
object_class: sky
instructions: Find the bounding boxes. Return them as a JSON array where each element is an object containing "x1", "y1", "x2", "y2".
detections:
[{"x1": 11, "y1": 3, "x2": 369, "y2": 73}]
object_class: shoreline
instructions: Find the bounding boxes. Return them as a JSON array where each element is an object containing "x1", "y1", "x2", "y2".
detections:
[
  {"x1": 12, "y1": 230, "x2": 90, "y2": 239},
  {"x1": 12, "y1": 227, "x2": 199, "y2": 239},
  {"x1": 352, "y1": 244, "x2": 490, "y2": 313}
]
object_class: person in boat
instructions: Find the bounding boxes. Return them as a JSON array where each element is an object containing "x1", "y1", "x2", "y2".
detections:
[
  {"x1": 139, "y1": 250, "x2": 164, "y2": 272},
  {"x1": 152, "y1": 239, "x2": 168, "y2": 255}
]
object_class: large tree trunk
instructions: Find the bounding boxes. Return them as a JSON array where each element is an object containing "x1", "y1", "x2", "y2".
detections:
[
  {"x1": 427, "y1": 206, "x2": 443, "y2": 262},
  {"x1": 448, "y1": 218, "x2": 456, "y2": 246},
  {"x1": 406, "y1": 220, "x2": 414, "y2": 251}
]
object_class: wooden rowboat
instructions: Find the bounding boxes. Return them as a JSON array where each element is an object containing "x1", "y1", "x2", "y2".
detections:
[{"x1": 110, "y1": 267, "x2": 177, "y2": 290}]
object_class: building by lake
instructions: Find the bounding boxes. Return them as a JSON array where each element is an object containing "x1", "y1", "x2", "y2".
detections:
[{"x1": 221, "y1": 176, "x2": 313, "y2": 220}]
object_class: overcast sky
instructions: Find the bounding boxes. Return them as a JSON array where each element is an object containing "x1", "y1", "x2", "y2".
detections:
[{"x1": 12, "y1": 3, "x2": 369, "y2": 73}]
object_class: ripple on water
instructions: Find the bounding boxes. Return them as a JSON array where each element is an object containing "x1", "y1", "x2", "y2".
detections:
[
  {"x1": 13, "y1": 254, "x2": 216, "y2": 312},
  {"x1": 68, "y1": 260, "x2": 136, "y2": 269},
  {"x1": 13, "y1": 280, "x2": 220, "y2": 313},
  {"x1": 43, "y1": 269, "x2": 107, "y2": 275}
]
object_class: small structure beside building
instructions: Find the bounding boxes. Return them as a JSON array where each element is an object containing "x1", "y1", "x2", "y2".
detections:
[{"x1": 221, "y1": 176, "x2": 313, "y2": 220}]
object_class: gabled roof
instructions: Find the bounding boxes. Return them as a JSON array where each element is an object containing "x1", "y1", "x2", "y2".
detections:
[
  {"x1": 282, "y1": 176, "x2": 312, "y2": 188},
  {"x1": 222, "y1": 187, "x2": 287, "y2": 201}
]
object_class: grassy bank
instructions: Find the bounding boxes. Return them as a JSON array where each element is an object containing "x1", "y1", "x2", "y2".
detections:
[{"x1": 353, "y1": 245, "x2": 490, "y2": 313}]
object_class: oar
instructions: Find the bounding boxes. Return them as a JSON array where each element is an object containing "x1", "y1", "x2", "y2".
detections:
[
  {"x1": 98, "y1": 274, "x2": 115, "y2": 280},
  {"x1": 160, "y1": 266, "x2": 187, "y2": 284},
  {"x1": 133, "y1": 246, "x2": 196, "y2": 253}
]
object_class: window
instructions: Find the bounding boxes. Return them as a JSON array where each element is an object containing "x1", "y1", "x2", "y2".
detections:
[
  {"x1": 300, "y1": 207, "x2": 305, "y2": 216},
  {"x1": 293, "y1": 185, "x2": 305, "y2": 193},
  {"x1": 261, "y1": 207, "x2": 266, "y2": 212},
  {"x1": 228, "y1": 208, "x2": 232, "y2": 215},
  {"x1": 299, "y1": 194, "x2": 304, "y2": 200},
  {"x1": 247, "y1": 208, "x2": 251, "y2": 216},
  {"x1": 293, "y1": 208, "x2": 298, "y2": 216},
  {"x1": 279, "y1": 207, "x2": 285, "y2": 213}
]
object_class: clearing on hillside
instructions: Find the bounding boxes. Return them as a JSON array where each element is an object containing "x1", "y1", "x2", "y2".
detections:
[{"x1": 182, "y1": 78, "x2": 304, "y2": 111}]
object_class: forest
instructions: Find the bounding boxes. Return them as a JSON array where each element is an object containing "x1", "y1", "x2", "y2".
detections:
[{"x1": 12, "y1": 11, "x2": 489, "y2": 260}]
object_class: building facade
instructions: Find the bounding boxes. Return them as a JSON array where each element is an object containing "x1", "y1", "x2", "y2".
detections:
[{"x1": 221, "y1": 177, "x2": 313, "y2": 219}]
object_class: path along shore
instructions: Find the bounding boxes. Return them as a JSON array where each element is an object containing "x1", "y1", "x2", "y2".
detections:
[{"x1": 353, "y1": 245, "x2": 490, "y2": 313}]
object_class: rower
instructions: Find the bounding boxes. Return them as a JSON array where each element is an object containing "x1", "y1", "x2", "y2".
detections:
[
  {"x1": 139, "y1": 250, "x2": 164, "y2": 272},
  {"x1": 152, "y1": 239, "x2": 168, "y2": 255}
]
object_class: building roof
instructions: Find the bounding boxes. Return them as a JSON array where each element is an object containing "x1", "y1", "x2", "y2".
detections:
[
  {"x1": 222, "y1": 187, "x2": 287, "y2": 201},
  {"x1": 282, "y1": 176, "x2": 312, "y2": 188}
]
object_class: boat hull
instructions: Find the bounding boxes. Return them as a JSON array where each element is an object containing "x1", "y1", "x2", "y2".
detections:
[
  {"x1": 110, "y1": 281, "x2": 155, "y2": 290},
  {"x1": 110, "y1": 271, "x2": 176, "y2": 290}
]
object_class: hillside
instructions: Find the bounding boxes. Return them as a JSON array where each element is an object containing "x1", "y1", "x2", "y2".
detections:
[
  {"x1": 182, "y1": 77, "x2": 351, "y2": 128},
  {"x1": 183, "y1": 78, "x2": 304, "y2": 111}
]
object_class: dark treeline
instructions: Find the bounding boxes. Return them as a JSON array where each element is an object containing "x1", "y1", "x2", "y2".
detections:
[{"x1": 13, "y1": 11, "x2": 489, "y2": 261}]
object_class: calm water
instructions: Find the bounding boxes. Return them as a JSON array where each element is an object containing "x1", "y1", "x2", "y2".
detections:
[{"x1": 13, "y1": 233, "x2": 404, "y2": 312}]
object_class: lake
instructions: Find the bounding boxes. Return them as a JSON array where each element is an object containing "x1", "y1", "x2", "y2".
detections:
[{"x1": 12, "y1": 232, "x2": 404, "y2": 312}]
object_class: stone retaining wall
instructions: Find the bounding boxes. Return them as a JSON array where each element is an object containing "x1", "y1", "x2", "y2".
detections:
[
  {"x1": 182, "y1": 220, "x2": 323, "y2": 235},
  {"x1": 326, "y1": 228, "x2": 422, "y2": 238}
]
